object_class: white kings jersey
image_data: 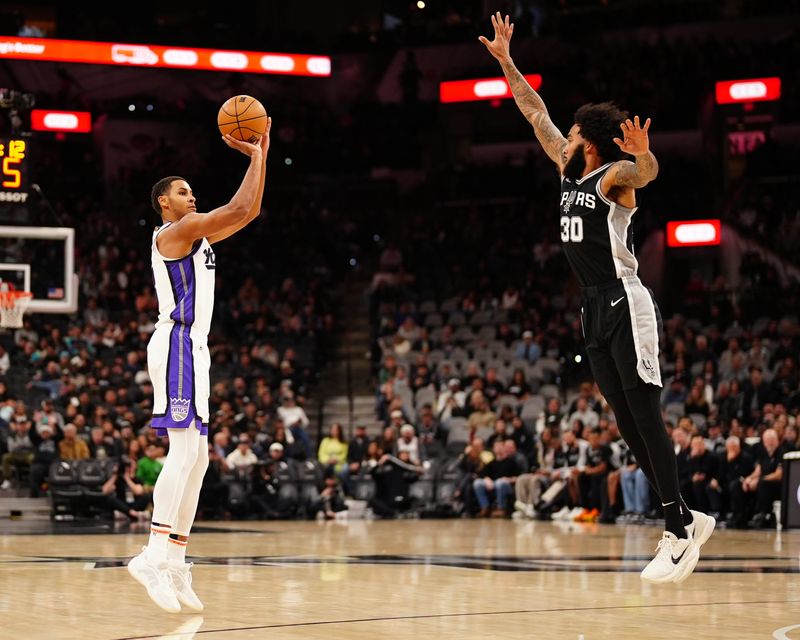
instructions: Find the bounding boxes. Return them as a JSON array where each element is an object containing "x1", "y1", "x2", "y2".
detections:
[{"x1": 148, "y1": 222, "x2": 216, "y2": 432}]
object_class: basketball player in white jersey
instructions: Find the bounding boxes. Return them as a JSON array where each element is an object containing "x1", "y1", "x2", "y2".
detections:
[
  {"x1": 128, "y1": 119, "x2": 271, "y2": 612},
  {"x1": 481, "y1": 14, "x2": 714, "y2": 584}
]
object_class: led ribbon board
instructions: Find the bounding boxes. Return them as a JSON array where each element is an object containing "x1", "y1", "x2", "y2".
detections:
[
  {"x1": 440, "y1": 74, "x2": 542, "y2": 103},
  {"x1": 715, "y1": 77, "x2": 780, "y2": 104},
  {"x1": 666, "y1": 220, "x2": 721, "y2": 247},
  {"x1": 0, "y1": 36, "x2": 331, "y2": 76}
]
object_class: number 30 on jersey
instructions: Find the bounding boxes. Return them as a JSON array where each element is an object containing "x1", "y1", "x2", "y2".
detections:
[{"x1": 560, "y1": 215, "x2": 584, "y2": 243}]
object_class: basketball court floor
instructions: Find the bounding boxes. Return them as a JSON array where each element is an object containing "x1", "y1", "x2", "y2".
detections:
[{"x1": 2, "y1": 519, "x2": 799, "y2": 639}]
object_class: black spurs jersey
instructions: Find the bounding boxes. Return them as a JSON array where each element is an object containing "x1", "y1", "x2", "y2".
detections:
[{"x1": 559, "y1": 162, "x2": 639, "y2": 287}]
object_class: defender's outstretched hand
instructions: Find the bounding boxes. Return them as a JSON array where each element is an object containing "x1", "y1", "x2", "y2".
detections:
[
  {"x1": 613, "y1": 116, "x2": 651, "y2": 156},
  {"x1": 478, "y1": 12, "x2": 514, "y2": 62}
]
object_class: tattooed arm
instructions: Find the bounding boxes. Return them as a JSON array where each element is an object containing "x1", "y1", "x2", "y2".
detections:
[
  {"x1": 605, "y1": 116, "x2": 659, "y2": 189},
  {"x1": 479, "y1": 12, "x2": 567, "y2": 170}
]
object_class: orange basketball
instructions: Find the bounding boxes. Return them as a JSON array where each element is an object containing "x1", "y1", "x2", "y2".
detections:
[{"x1": 217, "y1": 95, "x2": 268, "y2": 143}]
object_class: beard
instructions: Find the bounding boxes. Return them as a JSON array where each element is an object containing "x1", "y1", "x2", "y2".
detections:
[{"x1": 562, "y1": 145, "x2": 587, "y2": 180}]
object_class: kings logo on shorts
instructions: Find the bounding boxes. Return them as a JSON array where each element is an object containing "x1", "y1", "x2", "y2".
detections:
[{"x1": 170, "y1": 397, "x2": 191, "y2": 422}]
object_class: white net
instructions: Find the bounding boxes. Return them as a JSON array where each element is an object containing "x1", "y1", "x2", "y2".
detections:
[{"x1": 0, "y1": 292, "x2": 32, "y2": 328}]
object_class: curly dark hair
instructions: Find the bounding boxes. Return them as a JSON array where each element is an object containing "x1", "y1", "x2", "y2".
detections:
[
  {"x1": 574, "y1": 102, "x2": 629, "y2": 163},
  {"x1": 150, "y1": 176, "x2": 186, "y2": 214}
]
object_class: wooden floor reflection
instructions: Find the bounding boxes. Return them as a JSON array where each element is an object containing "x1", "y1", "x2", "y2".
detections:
[{"x1": 2, "y1": 519, "x2": 800, "y2": 639}]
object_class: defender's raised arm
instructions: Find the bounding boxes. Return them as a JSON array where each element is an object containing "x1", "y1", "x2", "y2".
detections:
[{"x1": 479, "y1": 12, "x2": 567, "y2": 171}]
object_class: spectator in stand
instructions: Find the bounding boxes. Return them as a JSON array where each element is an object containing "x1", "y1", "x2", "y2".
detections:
[
  {"x1": 507, "y1": 369, "x2": 531, "y2": 400},
  {"x1": 454, "y1": 437, "x2": 486, "y2": 514},
  {"x1": 741, "y1": 366, "x2": 770, "y2": 424},
  {"x1": 620, "y1": 453, "x2": 650, "y2": 523},
  {"x1": 514, "y1": 430, "x2": 558, "y2": 518},
  {"x1": 277, "y1": 392, "x2": 311, "y2": 459},
  {"x1": 473, "y1": 439, "x2": 520, "y2": 518},
  {"x1": 510, "y1": 415, "x2": 535, "y2": 465},
  {"x1": 705, "y1": 421, "x2": 726, "y2": 456},
  {"x1": 515, "y1": 330, "x2": 541, "y2": 364},
  {"x1": 568, "y1": 397, "x2": 600, "y2": 430},
  {"x1": 226, "y1": 434, "x2": 259, "y2": 471},
  {"x1": 29, "y1": 422, "x2": 60, "y2": 497},
  {"x1": 312, "y1": 466, "x2": 348, "y2": 520},
  {"x1": 687, "y1": 434, "x2": 714, "y2": 512},
  {"x1": 436, "y1": 378, "x2": 467, "y2": 422},
  {"x1": 58, "y1": 423, "x2": 90, "y2": 461},
  {"x1": 368, "y1": 450, "x2": 420, "y2": 518},
  {"x1": 341, "y1": 424, "x2": 370, "y2": 495},
  {"x1": 536, "y1": 397, "x2": 565, "y2": 435},
  {"x1": 378, "y1": 425, "x2": 397, "y2": 456},
  {"x1": 135, "y1": 444, "x2": 164, "y2": 491},
  {"x1": 742, "y1": 428, "x2": 784, "y2": 528},
  {"x1": 467, "y1": 392, "x2": 496, "y2": 438},
  {"x1": 318, "y1": 422, "x2": 348, "y2": 474},
  {"x1": 483, "y1": 368, "x2": 505, "y2": 405},
  {"x1": 711, "y1": 435, "x2": 754, "y2": 527},
  {"x1": 486, "y1": 418, "x2": 508, "y2": 450},
  {"x1": 684, "y1": 385, "x2": 710, "y2": 418},
  {"x1": 574, "y1": 427, "x2": 610, "y2": 522},
  {"x1": 88, "y1": 426, "x2": 121, "y2": 460},
  {"x1": 249, "y1": 443, "x2": 296, "y2": 520},
  {"x1": 1, "y1": 416, "x2": 34, "y2": 490},
  {"x1": 396, "y1": 424, "x2": 422, "y2": 465}
]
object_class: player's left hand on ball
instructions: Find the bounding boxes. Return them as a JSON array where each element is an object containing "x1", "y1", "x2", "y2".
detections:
[{"x1": 221, "y1": 134, "x2": 262, "y2": 157}]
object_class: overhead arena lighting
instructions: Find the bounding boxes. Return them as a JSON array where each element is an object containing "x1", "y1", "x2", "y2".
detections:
[
  {"x1": 715, "y1": 77, "x2": 780, "y2": 104},
  {"x1": 666, "y1": 220, "x2": 721, "y2": 247},
  {"x1": 31, "y1": 110, "x2": 92, "y2": 132},
  {"x1": 0, "y1": 36, "x2": 331, "y2": 77},
  {"x1": 440, "y1": 74, "x2": 542, "y2": 103}
]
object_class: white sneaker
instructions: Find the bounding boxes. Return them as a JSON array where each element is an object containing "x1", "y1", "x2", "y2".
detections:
[
  {"x1": 524, "y1": 504, "x2": 537, "y2": 519},
  {"x1": 686, "y1": 510, "x2": 716, "y2": 548},
  {"x1": 168, "y1": 560, "x2": 204, "y2": 611},
  {"x1": 552, "y1": 506, "x2": 570, "y2": 521},
  {"x1": 0, "y1": 479, "x2": 11, "y2": 490},
  {"x1": 127, "y1": 547, "x2": 181, "y2": 613},
  {"x1": 640, "y1": 532, "x2": 699, "y2": 584},
  {"x1": 514, "y1": 500, "x2": 527, "y2": 513},
  {"x1": 568, "y1": 506, "x2": 584, "y2": 520}
]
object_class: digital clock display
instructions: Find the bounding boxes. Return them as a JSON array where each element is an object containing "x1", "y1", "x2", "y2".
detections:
[{"x1": 0, "y1": 138, "x2": 29, "y2": 204}]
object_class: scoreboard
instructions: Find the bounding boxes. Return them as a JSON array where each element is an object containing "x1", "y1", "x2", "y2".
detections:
[{"x1": 0, "y1": 137, "x2": 29, "y2": 205}]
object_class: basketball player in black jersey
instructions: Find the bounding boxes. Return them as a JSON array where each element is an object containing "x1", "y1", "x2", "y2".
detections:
[{"x1": 481, "y1": 12, "x2": 715, "y2": 584}]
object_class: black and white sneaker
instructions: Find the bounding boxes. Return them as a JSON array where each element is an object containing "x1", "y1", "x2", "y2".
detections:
[{"x1": 640, "y1": 531, "x2": 699, "y2": 584}]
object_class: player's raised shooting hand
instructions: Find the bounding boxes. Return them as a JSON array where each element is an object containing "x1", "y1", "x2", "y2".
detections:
[
  {"x1": 222, "y1": 134, "x2": 263, "y2": 158},
  {"x1": 613, "y1": 116, "x2": 651, "y2": 156},
  {"x1": 478, "y1": 12, "x2": 514, "y2": 63}
]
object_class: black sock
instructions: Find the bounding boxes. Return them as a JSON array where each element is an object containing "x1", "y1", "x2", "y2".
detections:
[
  {"x1": 680, "y1": 497, "x2": 693, "y2": 526},
  {"x1": 663, "y1": 501, "x2": 687, "y2": 538}
]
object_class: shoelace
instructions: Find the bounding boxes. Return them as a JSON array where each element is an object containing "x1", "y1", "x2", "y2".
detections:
[{"x1": 654, "y1": 534, "x2": 674, "y2": 555}]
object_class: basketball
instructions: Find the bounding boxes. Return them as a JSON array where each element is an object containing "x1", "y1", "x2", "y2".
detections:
[{"x1": 217, "y1": 95, "x2": 268, "y2": 143}]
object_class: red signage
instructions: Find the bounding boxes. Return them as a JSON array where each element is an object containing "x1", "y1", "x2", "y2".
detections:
[
  {"x1": 715, "y1": 77, "x2": 780, "y2": 104},
  {"x1": 31, "y1": 110, "x2": 92, "y2": 133},
  {"x1": 440, "y1": 74, "x2": 542, "y2": 103},
  {"x1": 666, "y1": 220, "x2": 721, "y2": 247},
  {"x1": 0, "y1": 36, "x2": 331, "y2": 76}
]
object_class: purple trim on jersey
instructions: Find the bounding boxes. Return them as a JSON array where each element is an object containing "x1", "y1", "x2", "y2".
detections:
[
  {"x1": 152, "y1": 257, "x2": 204, "y2": 433},
  {"x1": 154, "y1": 419, "x2": 208, "y2": 438}
]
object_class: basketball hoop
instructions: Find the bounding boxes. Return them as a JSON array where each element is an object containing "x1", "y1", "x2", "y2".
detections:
[{"x1": 0, "y1": 288, "x2": 32, "y2": 328}]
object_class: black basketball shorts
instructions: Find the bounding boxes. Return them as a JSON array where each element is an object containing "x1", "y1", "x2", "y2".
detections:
[{"x1": 580, "y1": 276, "x2": 663, "y2": 396}]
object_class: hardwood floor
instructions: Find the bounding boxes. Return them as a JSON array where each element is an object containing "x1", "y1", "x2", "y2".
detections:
[{"x1": 1, "y1": 519, "x2": 799, "y2": 639}]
